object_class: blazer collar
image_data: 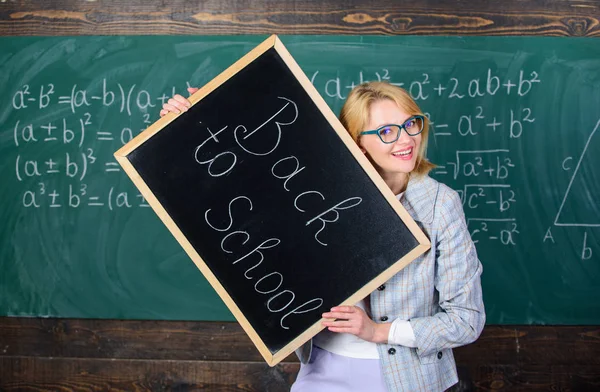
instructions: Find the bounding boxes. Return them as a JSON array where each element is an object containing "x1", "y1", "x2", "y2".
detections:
[{"x1": 401, "y1": 175, "x2": 438, "y2": 224}]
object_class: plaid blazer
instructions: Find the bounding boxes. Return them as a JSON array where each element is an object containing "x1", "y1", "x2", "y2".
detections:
[{"x1": 296, "y1": 175, "x2": 486, "y2": 392}]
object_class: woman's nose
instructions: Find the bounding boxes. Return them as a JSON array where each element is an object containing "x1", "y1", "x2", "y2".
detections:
[{"x1": 395, "y1": 127, "x2": 412, "y2": 144}]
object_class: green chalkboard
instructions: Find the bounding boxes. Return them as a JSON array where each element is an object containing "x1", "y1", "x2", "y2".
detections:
[{"x1": 1, "y1": 35, "x2": 599, "y2": 324}]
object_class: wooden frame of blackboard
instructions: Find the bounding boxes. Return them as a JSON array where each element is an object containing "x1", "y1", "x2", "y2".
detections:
[{"x1": 114, "y1": 34, "x2": 430, "y2": 366}]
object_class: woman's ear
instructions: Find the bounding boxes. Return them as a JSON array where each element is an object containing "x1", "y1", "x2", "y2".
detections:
[{"x1": 357, "y1": 139, "x2": 367, "y2": 154}]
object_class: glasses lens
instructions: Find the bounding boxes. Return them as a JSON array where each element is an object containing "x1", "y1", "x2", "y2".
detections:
[
  {"x1": 404, "y1": 116, "x2": 424, "y2": 135},
  {"x1": 378, "y1": 125, "x2": 400, "y2": 143}
]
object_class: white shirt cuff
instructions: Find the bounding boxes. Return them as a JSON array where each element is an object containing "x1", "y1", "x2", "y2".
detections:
[{"x1": 387, "y1": 319, "x2": 417, "y2": 347}]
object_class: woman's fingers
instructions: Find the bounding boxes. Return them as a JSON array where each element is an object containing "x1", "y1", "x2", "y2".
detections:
[
  {"x1": 331, "y1": 306, "x2": 355, "y2": 313},
  {"x1": 320, "y1": 304, "x2": 382, "y2": 342},
  {"x1": 169, "y1": 95, "x2": 191, "y2": 110},
  {"x1": 323, "y1": 312, "x2": 352, "y2": 320},
  {"x1": 159, "y1": 90, "x2": 197, "y2": 117},
  {"x1": 322, "y1": 316, "x2": 365, "y2": 335},
  {"x1": 161, "y1": 103, "x2": 183, "y2": 115},
  {"x1": 159, "y1": 105, "x2": 178, "y2": 117},
  {"x1": 161, "y1": 95, "x2": 191, "y2": 115},
  {"x1": 326, "y1": 326, "x2": 356, "y2": 333},
  {"x1": 322, "y1": 306, "x2": 358, "y2": 320},
  {"x1": 172, "y1": 93, "x2": 190, "y2": 104},
  {"x1": 323, "y1": 320, "x2": 353, "y2": 328}
]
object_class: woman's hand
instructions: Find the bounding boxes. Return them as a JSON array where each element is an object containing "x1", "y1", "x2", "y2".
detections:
[
  {"x1": 322, "y1": 305, "x2": 391, "y2": 343},
  {"x1": 159, "y1": 87, "x2": 199, "y2": 117}
]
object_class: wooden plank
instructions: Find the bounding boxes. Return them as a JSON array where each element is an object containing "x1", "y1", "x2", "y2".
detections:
[
  {"x1": 1, "y1": 318, "x2": 599, "y2": 366},
  {"x1": 1, "y1": 318, "x2": 599, "y2": 390},
  {"x1": 1, "y1": 357, "x2": 599, "y2": 391},
  {"x1": 0, "y1": 318, "x2": 266, "y2": 361},
  {"x1": 0, "y1": 357, "x2": 300, "y2": 392},
  {"x1": 1, "y1": 0, "x2": 598, "y2": 36},
  {"x1": 464, "y1": 365, "x2": 600, "y2": 391},
  {"x1": 453, "y1": 325, "x2": 600, "y2": 366}
]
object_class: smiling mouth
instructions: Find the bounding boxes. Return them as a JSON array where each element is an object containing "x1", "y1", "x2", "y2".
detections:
[{"x1": 391, "y1": 147, "x2": 413, "y2": 157}]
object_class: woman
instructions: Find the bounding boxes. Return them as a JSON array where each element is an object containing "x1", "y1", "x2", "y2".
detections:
[{"x1": 161, "y1": 82, "x2": 485, "y2": 392}]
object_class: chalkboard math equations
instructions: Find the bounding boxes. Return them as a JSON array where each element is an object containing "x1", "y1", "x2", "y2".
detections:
[{"x1": 114, "y1": 35, "x2": 430, "y2": 366}]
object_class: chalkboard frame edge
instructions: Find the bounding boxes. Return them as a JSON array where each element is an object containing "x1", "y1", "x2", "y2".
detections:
[
  {"x1": 113, "y1": 34, "x2": 432, "y2": 367},
  {"x1": 274, "y1": 36, "x2": 432, "y2": 250},
  {"x1": 110, "y1": 155, "x2": 277, "y2": 360},
  {"x1": 270, "y1": 38, "x2": 433, "y2": 366},
  {"x1": 270, "y1": 238, "x2": 431, "y2": 362},
  {"x1": 113, "y1": 35, "x2": 278, "y2": 156},
  {"x1": 113, "y1": 35, "x2": 282, "y2": 367}
]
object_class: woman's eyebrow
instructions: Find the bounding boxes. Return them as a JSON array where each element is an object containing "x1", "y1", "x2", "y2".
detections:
[{"x1": 372, "y1": 117, "x2": 413, "y2": 129}]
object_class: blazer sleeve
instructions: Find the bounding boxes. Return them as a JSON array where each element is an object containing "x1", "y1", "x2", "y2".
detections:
[{"x1": 409, "y1": 187, "x2": 486, "y2": 359}]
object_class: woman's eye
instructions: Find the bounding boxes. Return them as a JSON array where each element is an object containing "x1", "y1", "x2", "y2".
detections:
[
  {"x1": 405, "y1": 120, "x2": 415, "y2": 128},
  {"x1": 380, "y1": 127, "x2": 392, "y2": 135}
]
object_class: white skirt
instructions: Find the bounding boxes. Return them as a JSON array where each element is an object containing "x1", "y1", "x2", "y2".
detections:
[{"x1": 291, "y1": 346, "x2": 388, "y2": 392}]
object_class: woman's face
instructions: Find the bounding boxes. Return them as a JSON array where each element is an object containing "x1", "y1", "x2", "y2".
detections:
[{"x1": 359, "y1": 99, "x2": 422, "y2": 181}]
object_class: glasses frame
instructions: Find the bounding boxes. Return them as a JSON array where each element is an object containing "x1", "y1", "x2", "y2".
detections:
[{"x1": 359, "y1": 115, "x2": 425, "y2": 144}]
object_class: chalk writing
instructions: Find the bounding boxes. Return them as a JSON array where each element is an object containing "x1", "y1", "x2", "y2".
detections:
[
  {"x1": 8, "y1": 65, "x2": 547, "y2": 252},
  {"x1": 206, "y1": 194, "x2": 324, "y2": 330}
]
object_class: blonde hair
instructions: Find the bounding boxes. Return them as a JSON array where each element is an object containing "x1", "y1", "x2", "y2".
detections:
[{"x1": 339, "y1": 81, "x2": 435, "y2": 176}]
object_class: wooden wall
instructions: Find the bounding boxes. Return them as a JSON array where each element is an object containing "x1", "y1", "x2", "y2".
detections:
[
  {"x1": 1, "y1": 0, "x2": 599, "y2": 37},
  {"x1": 1, "y1": 0, "x2": 600, "y2": 391},
  {"x1": 1, "y1": 318, "x2": 599, "y2": 391}
]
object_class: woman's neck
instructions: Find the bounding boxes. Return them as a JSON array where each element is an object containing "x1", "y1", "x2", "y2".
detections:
[{"x1": 380, "y1": 172, "x2": 409, "y2": 195}]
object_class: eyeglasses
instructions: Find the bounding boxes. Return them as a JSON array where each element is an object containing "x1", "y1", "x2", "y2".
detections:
[{"x1": 360, "y1": 115, "x2": 425, "y2": 144}]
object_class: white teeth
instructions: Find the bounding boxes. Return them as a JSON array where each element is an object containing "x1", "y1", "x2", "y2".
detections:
[{"x1": 392, "y1": 148, "x2": 412, "y2": 157}]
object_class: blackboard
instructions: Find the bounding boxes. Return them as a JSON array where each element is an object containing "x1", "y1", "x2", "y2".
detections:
[
  {"x1": 1, "y1": 35, "x2": 599, "y2": 326},
  {"x1": 113, "y1": 35, "x2": 429, "y2": 365}
]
